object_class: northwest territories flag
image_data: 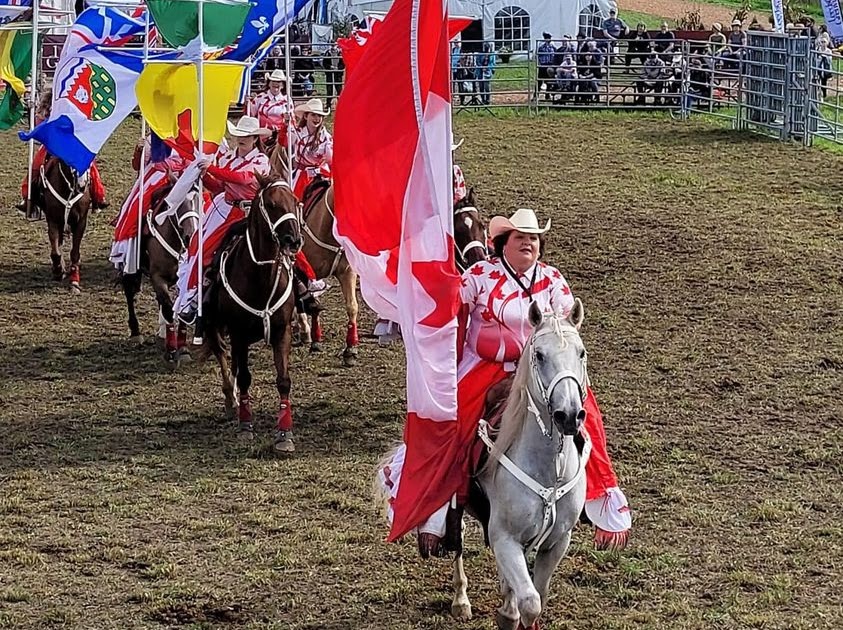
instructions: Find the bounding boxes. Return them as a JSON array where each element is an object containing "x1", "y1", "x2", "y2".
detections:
[{"x1": 19, "y1": 47, "x2": 175, "y2": 172}]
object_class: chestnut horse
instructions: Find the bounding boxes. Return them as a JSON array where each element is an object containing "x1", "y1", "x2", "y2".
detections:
[
  {"x1": 201, "y1": 176, "x2": 303, "y2": 452},
  {"x1": 298, "y1": 179, "x2": 360, "y2": 366},
  {"x1": 120, "y1": 182, "x2": 201, "y2": 362},
  {"x1": 37, "y1": 156, "x2": 91, "y2": 292},
  {"x1": 453, "y1": 188, "x2": 488, "y2": 273}
]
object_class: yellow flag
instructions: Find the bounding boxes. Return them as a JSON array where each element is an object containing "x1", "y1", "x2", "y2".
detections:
[
  {"x1": 0, "y1": 30, "x2": 31, "y2": 97},
  {"x1": 135, "y1": 62, "x2": 244, "y2": 151}
]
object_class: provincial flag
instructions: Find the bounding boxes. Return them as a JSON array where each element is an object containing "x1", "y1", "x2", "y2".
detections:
[
  {"x1": 0, "y1": 29, "x2": 32, "y2": 129},
  {"x1": 146, "y1": 0, "x2": 250, "y2": 51},
  {"x1": 332, "y1": 0, "x2": 461, "y2": 541},
  {"x1": 0, "y1": 0, "x2": 30, "y2": 26},
  {"x1": 222, "y1": 0, "x2": 312, "y2": 62}
]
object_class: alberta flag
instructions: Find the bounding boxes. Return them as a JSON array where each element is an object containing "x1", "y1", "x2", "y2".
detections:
[
  {"x1": 20, "y1": 47, "x2": 174, "y2": 173},
  {"x1": 222, "y1": 0, "x2": 312, "y2": 62}
]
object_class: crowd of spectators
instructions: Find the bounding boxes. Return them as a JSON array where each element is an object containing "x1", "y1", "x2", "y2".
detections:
[{"x1": 451, "y1": 42, "x2": 498, "y2": 106}]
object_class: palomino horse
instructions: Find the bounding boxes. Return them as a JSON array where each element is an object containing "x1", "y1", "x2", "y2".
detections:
[
  {"x1": 120, "y1": 183, "x2": 201, "y2": 362},
  {"x1": 453, "y1": 188, "x2": 489, "y2": 272},
  {"x1": 201, "y1": 176, "x2": 302, "y2": 452},
  {"x1": 298, "y1": 179, "x2": 360, "y2": 365},
  {"x1": 38, "y1": 156, "x2": 91, "y2": 293},
  {"x1": 453, "y1": 300, "x2": 592, "y2": 629}
]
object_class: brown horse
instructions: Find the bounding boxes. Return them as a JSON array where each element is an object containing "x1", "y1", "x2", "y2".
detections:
[
  {"x1": 201, "y1": 176, "x2": 303, "y2": 452},
  {"x1": 298, "y1": 179, "x2": 360, "y2": 366},
  {"x1": 120, "y1": 182, "x2": 201, "y2": 362},
  {"x1": 37, "y1": 156, "x2": 91, "y2": 292},
  {"x1": 453, "y1": 188, "x2": 489, "y2": 272}
]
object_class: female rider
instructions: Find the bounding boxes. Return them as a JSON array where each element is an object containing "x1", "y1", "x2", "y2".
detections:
[{"x1": 248, "y1": 69, "x2": 292, "y2": 144}]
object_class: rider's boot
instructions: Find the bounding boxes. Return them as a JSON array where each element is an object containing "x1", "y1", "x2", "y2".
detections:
[{"x1": 293, "y1": 275, "x2": 323, "y2": 316}]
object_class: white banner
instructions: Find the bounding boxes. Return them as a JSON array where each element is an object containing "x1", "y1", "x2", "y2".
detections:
[
  {"x1": 820, "y1": 0, "x2": 843, "y2": 41},
  {"x1": 771, "y1": 0, "x2": 785, "y2": 33}
]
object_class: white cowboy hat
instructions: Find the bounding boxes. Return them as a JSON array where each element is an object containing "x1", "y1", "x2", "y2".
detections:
[
  {"x1": 227, "y1": 115, "x2": 271, "y2": 137},
  {"x1": 451, "y1": 137, "x2": 464, "y2": 151},
  {"x1": 731, "y1": 19, "x2": 742, "y2": 26},
  {"x1": 267, "y1": 69, "x2": 287, "y2": 82},
  {"x1": 294, "y1": 98, "x2": 330, "y2": 117},
  {"x1": 489, "y1": 208, "x2": 551, "y2": 239}
]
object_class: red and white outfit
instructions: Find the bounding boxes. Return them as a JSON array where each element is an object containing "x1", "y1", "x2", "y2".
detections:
[
  {"x1": 249, "y1": 90, "x2": 292, "y2": 140},
  {"x1": 174, "y1": 146, "x2": 271, "y2": 319},
  {"x1": 109, "y1": 140, "x2": 188, "y2": 274},
  {"x1": 379, "y1": 257, "x2": 632, "y2": 540},
  {"x1": 291, "y1": 125, "x2": 333, "y2": 200},
  {"x1": 453, "y1": 163, "x2": 467, "y2": 206}
]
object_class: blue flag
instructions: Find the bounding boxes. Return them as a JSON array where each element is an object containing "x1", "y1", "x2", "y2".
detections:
[{"x1": 223, "y1": 0, "x2": 312, "y2": 62}]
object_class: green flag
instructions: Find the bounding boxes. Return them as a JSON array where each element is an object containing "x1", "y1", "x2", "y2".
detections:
[
  {"x1": 147, "y1": 0, "x2": 250, "y2": 49},
  {"x1": 0, "y1": 30, "x2": 33, "y2": 130}
]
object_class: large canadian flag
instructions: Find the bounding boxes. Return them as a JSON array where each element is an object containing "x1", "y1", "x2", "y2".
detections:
[{"x1": 333, "y1": 0, "x2": 461, "y2": 540}]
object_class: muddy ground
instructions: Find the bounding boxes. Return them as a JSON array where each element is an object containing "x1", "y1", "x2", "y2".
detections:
[{"x1": 0, "y1": 112, "x2": 841, "y2": 629}]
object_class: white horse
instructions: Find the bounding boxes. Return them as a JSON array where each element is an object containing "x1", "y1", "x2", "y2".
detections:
[{"x1": 455, "y1": 299, "x2": 592, "y2": 629}]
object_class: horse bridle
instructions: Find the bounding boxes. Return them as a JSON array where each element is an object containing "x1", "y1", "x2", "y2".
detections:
[
  {"x1": 148, "y1": 196, "x2": 201, "y2": 260},
  {"x1": 246, "y1": 180, "x2": 301, "y2": 266},
  {"x1": 41, "y1": 162, "x2": 88, "y2": 228},
  {"x1": 526, "y1": 327, "x2": 589, "y2": 440},
  {"x1": 454, "y1": 206, "x2": 488, "y2": 271}
]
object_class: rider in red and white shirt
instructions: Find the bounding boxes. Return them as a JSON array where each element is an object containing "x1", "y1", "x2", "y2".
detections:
[
  {"x1": 379, "y1": 209, "x2": 632, "y2": 557},
  {"x1": 174, "y1": 116, "x2": 271, "y2": 322},
  {"x1": 248, "y1": 69, "x2": 292, "y2": 143}
]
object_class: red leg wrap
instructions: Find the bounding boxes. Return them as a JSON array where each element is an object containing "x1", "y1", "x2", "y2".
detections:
[
  {"x1": 69, "y1": 265, "x2": 80, "y2": 285},
  {"x1": 311, "y1": 318, "x2": 323, "y2": 343},
  {"x1": 238, "y1": 394, "x2": 253, "y2": 422},
  {"x1": 177, "y1": 325, "x2": 188, "y2": 349},
  {"x1": 346, "y1": 322, "x2": 359, "y2": 347},
  {"x1": 165, "y1": 324, "x2": 177, "y2": 352},
  {"x1": 277, "y1": 399, "x2": 293, "y2": 431}
]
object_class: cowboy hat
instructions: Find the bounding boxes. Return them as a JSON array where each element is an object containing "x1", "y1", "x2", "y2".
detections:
[
  {"x1": 267, "y1": 69, "x2": 287, "y2": 82},
  {"x1": 712, "y1": 22, "x2": 722, "y2": 31},
  {"x1": 489, "y1": 208, "x2": 551, "y2": 239},
  {"x1": 294, "y1": 98, "x2": 330, "y2": 117},
  {"x1": 451, "y1": 136, "x2": 464, "y2": 151},
  {"x1": 227, "y1": 115, "x2": 271, "y2": 137},
  {"x1": 731, "y1": 19, "x2": 742, "y2": 26}
]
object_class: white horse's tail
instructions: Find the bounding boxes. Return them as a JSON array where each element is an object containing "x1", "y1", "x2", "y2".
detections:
[{"x1": 372, "y1": 442, "x2": 404, "y2": 524}]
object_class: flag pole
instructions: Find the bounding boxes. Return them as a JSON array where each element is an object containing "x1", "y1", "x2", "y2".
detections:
[
  {"x1": 26, "y1": 0, "x2": 40, "y2": 216},
  {"x1": 194, "y1": 0, "x2": 206, "y2": 344},
  {"x1": 137, "y1": 7, "x2": 151, "y2": 272},
  {"x1": 284, "y1": 0, "x2": 293, "y2": 187}
]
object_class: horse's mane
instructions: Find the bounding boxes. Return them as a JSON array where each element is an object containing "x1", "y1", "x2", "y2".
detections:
[{"x1": 487, "y1": 314, "x2": 574, "y2": 479}]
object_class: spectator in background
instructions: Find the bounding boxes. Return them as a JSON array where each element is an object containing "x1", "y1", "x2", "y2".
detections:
[
  {"x1": 802, "y1": 17, "x2": 819, "y2": 39},
  {"x1": 817, "y1": 34, "x2": 833, "y2": 100},
  {"x1": 322, "y1": 42, "x2": 344, "y2": 109},
  {"x1": 585, "y1": 39, "x2": 604, "y2": 66},
  {"x1": 708, "y1": 23, "x2": 727, "y2": 59},
  {"x1": 537, "y1": 32, "x2": 557, "y2": 99},
  {"x1": 602, "y1": 9, "x2": 629, "y2": 65},
  {"x1": 636, "y1": 50, "x2": 667, "y2": 105},
  {"x1": 684, "y1": 54, "x2": 713, "y2": 110},
  {"x1": 653, "y1": 22, "x2": 676, "y2": 63},
  {"x1": 474, "y1": 42, "x2": 496, "y2": 106},
  {"x1": 747, "y1": 17, "x2": 765, "y2": 31},
  {"x1": 577, "y1": 50, "x2": 601, "y2": 103},
  {"x1": 451, "y1": 41, "x2": 462, "y2": 94},
  {"x1": 555, "y1": 34, "x2": 577, "y2": 60},
  {"x1": 292, "y1": 45, "x2": 316, "y2": 97},
  {"x1": 554, "y1": 53, "x2": 578, "y2": 103},
  {"x1": 723, "y1": 20, "x2": 747, "y2": 69},
  {"x1": 455, "y1": 53, "x2": 476, "y2": 106},
  {"x1": 626, "y1": 23, "x2": 651, "y2": 70}
]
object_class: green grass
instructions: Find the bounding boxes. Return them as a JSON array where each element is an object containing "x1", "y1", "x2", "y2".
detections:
[
  {"x1": 695, "y1": 0, "x2": 824, "y2": 21},
  {"x1": 622, "y1": 9, "x2": 670, "y2": 30}
]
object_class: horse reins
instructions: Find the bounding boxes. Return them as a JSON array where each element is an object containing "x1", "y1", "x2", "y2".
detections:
[
  {"x1": 302, "y1": 186, "x2": 344, "y2": 276},
  {"x1": 41, "y1": 163, "x2": 87, "y2": 229}
]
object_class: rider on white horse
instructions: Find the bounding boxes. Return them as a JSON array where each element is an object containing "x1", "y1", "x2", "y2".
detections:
[{"x1": 379, "y1": 208, "x2": 632, "y2": 556}]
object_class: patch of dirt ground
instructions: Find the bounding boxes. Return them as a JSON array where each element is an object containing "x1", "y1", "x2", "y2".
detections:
[
  {"x1": 0, "y1": 112, "x2": 842, "y2": 629},
  {"x1": 621, "y1": 0, "x2": 761, "y2": 27}
]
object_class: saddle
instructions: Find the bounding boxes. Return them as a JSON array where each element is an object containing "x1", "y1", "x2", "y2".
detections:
[{"x1": 301, "y1": 178, "x2": 330, "y2": 219}]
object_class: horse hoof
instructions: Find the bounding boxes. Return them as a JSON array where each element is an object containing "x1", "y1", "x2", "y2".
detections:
[
  {"x1": 129, "y1": 335, "x2": 144, "y2": 345},
  {"x1": 164, "y1": 349, "x2": 178, "y2": 364},
  {"x1": 177, "y1": 348, "x2": 192, "y2": 364},
  {"x1": 342, "y1": 348, "x2": 358, "y2": 367},
  {"x1": 451, "y1": 603, "x2": 472, "y2": 621},
  {"x1": 310, "y1": 342, "x2": 322, "y2": 354},
  {"x1": 70, "y1": 283, "x2": 81, "y2": 295},
  {"x1": 237, "y1": 423, "x2": 255, "y2": 441},
  {"x1": 274, "y1": 431, "x2": 295, "y2": 453}
]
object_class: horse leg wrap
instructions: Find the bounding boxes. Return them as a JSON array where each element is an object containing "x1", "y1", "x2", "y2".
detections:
[
  {"x1": 311, "y1": 319, "x2": 323, "y2": 343},
  {"x1": 277, "y1": 399, "x2": 293, "y2": 431},
  {"x1": 238, "y1": 394, "x2": 253, "y2": 422},
  {"x1": 165, "y1": 324, "x2": 178, "y2": 352},
  {"x1": 68, "y1": 265, "x2": 80, "y2": 285},
  {"x1": 346, "y1": 322, "x2": 359, "y2": 348},
  {"x1": 176, "y1": 325, "x2": 188, "y2": 349}
]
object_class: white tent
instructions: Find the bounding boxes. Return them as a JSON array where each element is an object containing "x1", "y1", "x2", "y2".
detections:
[{"x1": 327, "y1": 0, "x2": 617, "y2": 52}]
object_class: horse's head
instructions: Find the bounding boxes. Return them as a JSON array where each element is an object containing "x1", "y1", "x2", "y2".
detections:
[
  {"x1": 454, "y1": 188, "x2": 488, "y2": 271},
  {"x1": 526, "y1": 299, "x2": 588, "y2": 437},
  {"x1": 174, "y1": 186, "x2": 202, "y2": 242},
  {"x1": 254, "y1": 174, "x2": 302, "y2": 256}
]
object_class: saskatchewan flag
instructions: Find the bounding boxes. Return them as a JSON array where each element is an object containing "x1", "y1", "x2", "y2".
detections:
[
  {"x1": 146, "y1": 0, "x2": 250, "y2": 50},
  {"x1": 0, "y1": 30, "x2": 32, "y2": 130}
]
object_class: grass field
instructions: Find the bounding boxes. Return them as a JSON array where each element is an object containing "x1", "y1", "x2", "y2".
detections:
[{"x1": 1, "y1": 112, "x2": 842, "y2": 629}]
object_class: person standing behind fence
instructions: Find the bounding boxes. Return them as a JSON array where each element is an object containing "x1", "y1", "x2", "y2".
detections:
[
  {"x1": 322, "y1": 42, "x2": 344, "y2": 110},
  {"x1": 653, "y1": 22, "x2": 676, "y2": 63},
  {"x1": 626, "y1": 23, "x2": 651, "y2": 70},
  {"x1": 292, "y1": 45, "x2": 316, "y2": 97},
  {"x1": 537, "y1": 32, "x2": 557, "y2": 99},
  {"x1": 723, "y1": 20, "x2": 746, "y2": 70},
  {"x1": 602, "y1": 9, "x2": 629, "y2": 65},
  {"x1": 474, "y1": 42, "x2": 496, "y2": 106},
  {"x1": 708, "y1": 23, "x2": 727, "y2": 61},
  {"x1": 456, "y1": 53, "x2": 477, "y2": 106},
  {"x1": 577, "y1": 51, "x2": 601, "y2": 104},
  {"x1": 817, "y1": 34, "x2": 833, "y2": 100}
]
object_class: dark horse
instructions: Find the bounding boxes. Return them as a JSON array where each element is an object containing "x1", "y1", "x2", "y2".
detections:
[
  {"x1": 454, "y1": 187, "x2": 488, "y2": 272},
  {"x1": 298, "y1": 179, "x2": 360, "y2": 365},
  {"x1": 201, "y1": 175, "x2": 302, "y2": 452},
  {"x1": 120, "y1": 182, "x2": 201, "y2": 362},
  {"x1": 37, "y1": 156, "x2": 91, "y2": 292}
]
